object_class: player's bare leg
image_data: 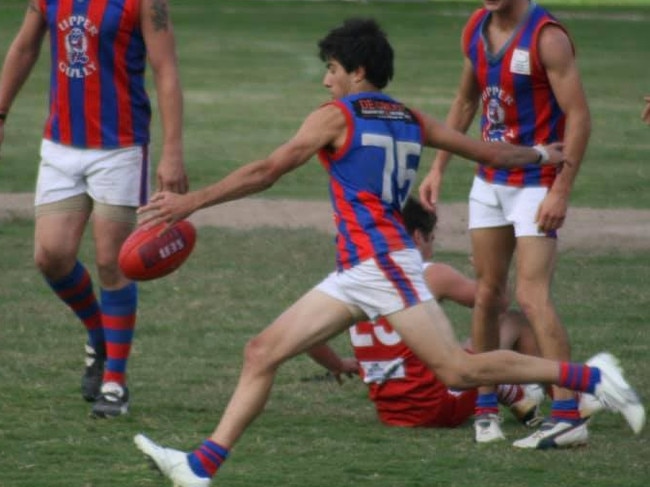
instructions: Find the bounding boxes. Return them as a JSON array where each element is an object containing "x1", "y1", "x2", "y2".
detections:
[
  {"x1": 34, "y1": 208, "x2": 89, "y2": 281},
  {"x1": 512, "y1": 236, "x2": 585, "y2": 448},
  {"x1": 136, "y1": 289, "x2": 361, "y2": 485},
  {"x1": 497, "y1": 310, "x2": 545, "y2": 426},
  {"x1": 388, "y1": 300, "x2": 644, "y2": 437},
  {"x1": 470, "y1": 226, "x2": 515, "y2": 442},
  {"x1": 34, "y1": 205, "x2": 109, "y2": 402}
]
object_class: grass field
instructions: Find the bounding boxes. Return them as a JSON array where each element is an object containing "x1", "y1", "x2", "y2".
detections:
[
  {"x1": 0, "y1": 1, "x2": 649, "y2": 487},
  {"x1": 0, "y1": 1, "x2": 649, "y2": 207},
  {"x1": 0, "y1": 221, "x2": 649, "y2": 486}
]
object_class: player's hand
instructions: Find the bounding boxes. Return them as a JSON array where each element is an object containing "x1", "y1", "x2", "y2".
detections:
[
  {"x1": 540, "y1": 142, "x2": 565, "y2": 165},
  {"x1": 642, "y1": 96, "x2": 650, "y2": 125},
  {"x1": 535, "y1": 190, "x2": 568, "y2": 232},
  {"x1": 137, "y1": 190, "x2": 196, "y2": 230},
  {"x1": 331, "y1": 357, "x2": 359, "y2": 385},
  {"x1": 156, "y1": 153, "x2": 189, "y2": 194},
  {"x1": 418, "y1": 170, "x2": 443, "y2": 213}
]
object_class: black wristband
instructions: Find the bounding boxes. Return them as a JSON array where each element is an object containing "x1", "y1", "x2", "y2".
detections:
[{"x1": 0, "y1": 112, "x2": 7, "y2": 121}]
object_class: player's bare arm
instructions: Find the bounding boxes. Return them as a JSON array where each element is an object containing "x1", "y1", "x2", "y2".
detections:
[
  {"x1": 424, "y1": 263, "x2": 477, "y2": 308},
  {"x1": 0, "y1": 0, "x2": 47, "y2": 153},
  {"x1": 141, "y1": 0, "x2": 188, "y2": 194},
  {"x1": 149, "y1": 0, "x2": 170, "y2": 31},
  {"x1": 307, "y1": 343, "x2": 359, "y2": 384},
  {"x1": 420, "y1": 56, "x2": 480, "y2": 212},
  {"x1": 536, "y1": 24, "x2": 591, "y2": 231},
  {"x1": 420, "y1": 114, "x2": 564, "y2": 169},
  {"x1": 138, "y1": 104, "x2": 346, "y2": 227}
]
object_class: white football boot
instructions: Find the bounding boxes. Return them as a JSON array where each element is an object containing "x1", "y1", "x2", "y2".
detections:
[
  {"x1": 474, "y1": 414, "x2": 506, "y2": 443},
  {"x1": 513, "y1": 418, "x2": 589, "y2": 449},
  {"x1": 134, "y1": 434, "x2": 210, "y2": 487},
  {"x1": 579, "y1": 392, "x2": 604, "y2": 419},
  {"x1": 587, "y1": 352, "x2": 645, "y2": 434}
]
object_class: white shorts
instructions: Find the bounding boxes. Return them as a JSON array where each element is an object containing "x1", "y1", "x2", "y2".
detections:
[
  {"x1": 468, "y1": 176, "x2": 555, "y2": 238},
  {"x1": 315, "y1": 248, "x2": 433, "y2": 320},
  {"x1": 35, "y1": 139, "x2": 150, "y2": 208}
]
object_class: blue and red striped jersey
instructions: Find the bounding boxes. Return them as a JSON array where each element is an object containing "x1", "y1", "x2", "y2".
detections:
[
  {"x1": 317, "y1": 93, "x2": 424, "y2": 270},
  {"x1": 463, "y1": 4, "x2": 570, "y2": 187},
  {"x1": 38, "y1": 0, "x2": 150, "y2": 148}
]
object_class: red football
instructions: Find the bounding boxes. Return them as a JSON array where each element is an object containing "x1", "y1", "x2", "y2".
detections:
[{"x1": 118, "y1": 220, "x2": 197, "y2": 281}]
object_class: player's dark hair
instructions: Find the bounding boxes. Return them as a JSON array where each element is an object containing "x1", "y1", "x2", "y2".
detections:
[
  {"x1": 318, "y1": 18, "x2": 394, "y2": 89},
  {"x1": 403, "y1": 196, "x2": 437, "y2": 237}
]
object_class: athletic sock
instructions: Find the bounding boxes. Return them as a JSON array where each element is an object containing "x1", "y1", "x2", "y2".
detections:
[
  {"x1": 475, "y1": 392, "x2": 499, "y2": 416},
  {"x1": 559, "y1": 362, "x2": 601, "y2": 394},
  {"x1": 551, "y1": 398, "x2": 581, "y2": 424},
  {"x1": 46, "y1": 261, "x2": 104, "y2": 353},
  {"x1": 101, "y1": 283, "x2": 137, "y2": 385},
  {"x1": 187, "y1": 439, "x2": 230, "y2": 478},
  {"x1": 496, "y1": 384, "x2": 524, "y2": 407}
]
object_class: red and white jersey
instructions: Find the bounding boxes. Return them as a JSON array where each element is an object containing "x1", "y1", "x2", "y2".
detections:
[{"x1": 350, "y1": 317, "x2": 451, "y2": 427}]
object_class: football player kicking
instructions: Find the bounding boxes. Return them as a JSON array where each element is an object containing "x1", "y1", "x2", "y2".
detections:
[{"x1": 133, "y1": 18, "x2": 644, "y2": 487}]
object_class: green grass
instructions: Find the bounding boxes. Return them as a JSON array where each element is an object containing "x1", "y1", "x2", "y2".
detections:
[
  {"x1": 0, "y1": 2, "x2": 649, "y2": 486},
  {"x1": 0, "y1": 220, "x2": 648, "y2": 486},
  {"x1": 0, "y1": 1, "x2": 649, "y2": 206}
]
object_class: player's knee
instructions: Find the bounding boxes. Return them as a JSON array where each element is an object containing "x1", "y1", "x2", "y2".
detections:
[
  {"x1": 433, "y1": 353, "x2": 475, "y2": 388},
  {"x1": 242, "y1": 335, "x2": 279, "y2": 373},
  {"x1": 475, "y1": 282, "x2": 505, "y2": 309},
  {"x1": 515, "y1": 286, "x2": 551, "y2": 318},
  {"x1": 34, "y1": 245, "x2": 75, "y2": 280},
  {"x1": 96, "y1": 257, "x2": 123, "y2": 288},
  {"x1": 436, "y1": 367, "x2": 474, "y2": 389}
]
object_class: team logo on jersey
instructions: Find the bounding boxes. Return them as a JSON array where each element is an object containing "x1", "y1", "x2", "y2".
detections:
[
  {"x1": 485, "y1": 97, "x2": 508, "y2": 141},
  {"x1": 58, "y1": 16, "x2": 98, "y2": 79},
  {"x1": 481, "y1": 87, "x2": 516, "y2": 142},
  {"x1": 510, "y1": 48, "x2": 531, "y2": 75}
]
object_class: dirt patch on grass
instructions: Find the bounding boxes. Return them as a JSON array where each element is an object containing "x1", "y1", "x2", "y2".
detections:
[{"x1": 2, "y1": 193, "x2": 649, "y2": 253}]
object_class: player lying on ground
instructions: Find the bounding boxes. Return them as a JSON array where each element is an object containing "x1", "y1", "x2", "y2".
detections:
[
  {"x1": 308, "y1": 197, "x2": 600, "y2": 429},
  {"x1": 307, "y1": 196, "x2": 544, "y2": 428}
]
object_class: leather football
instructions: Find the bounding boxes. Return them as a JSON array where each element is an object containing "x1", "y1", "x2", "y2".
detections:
[{"x1": 118, "y1": 220, "x2": 197, "y2": 281}]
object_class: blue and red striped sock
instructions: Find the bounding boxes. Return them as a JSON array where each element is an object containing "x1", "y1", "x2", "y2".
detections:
[
  {"x1": 101, "y1": 283, "x2": 137, "y2": 386},
  {"x1": 187, "y1": 440, "x2": 230, "y2": 478},
  {"x1": 475, "y1": 392, "x2": 499, "y2": 416},
  {"x1": 559, "y1": 363, "x2": 601, "y2": 394},
  {"x1": 47, "y1": 261, "x2": 104, "y2": 353},
  {"x1": 551, "y1": 398, "x2": 581, "y2": 424}
]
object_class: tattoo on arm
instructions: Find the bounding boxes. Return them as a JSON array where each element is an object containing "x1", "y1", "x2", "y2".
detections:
[
  {"x1": 28, "y1": 1, "x2": 39, "y2": 13},
  {"x1": 150, "y1": 0, "x2": 169, "y2": 32}
]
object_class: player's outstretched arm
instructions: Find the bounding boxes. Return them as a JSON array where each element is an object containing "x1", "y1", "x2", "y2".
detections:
[
  {"x1": 138, "y1": 104, "x2": 345, "y2": 227},
  {"x1": 420, "y1": 113, "x2": 564, "y2": 169}
]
